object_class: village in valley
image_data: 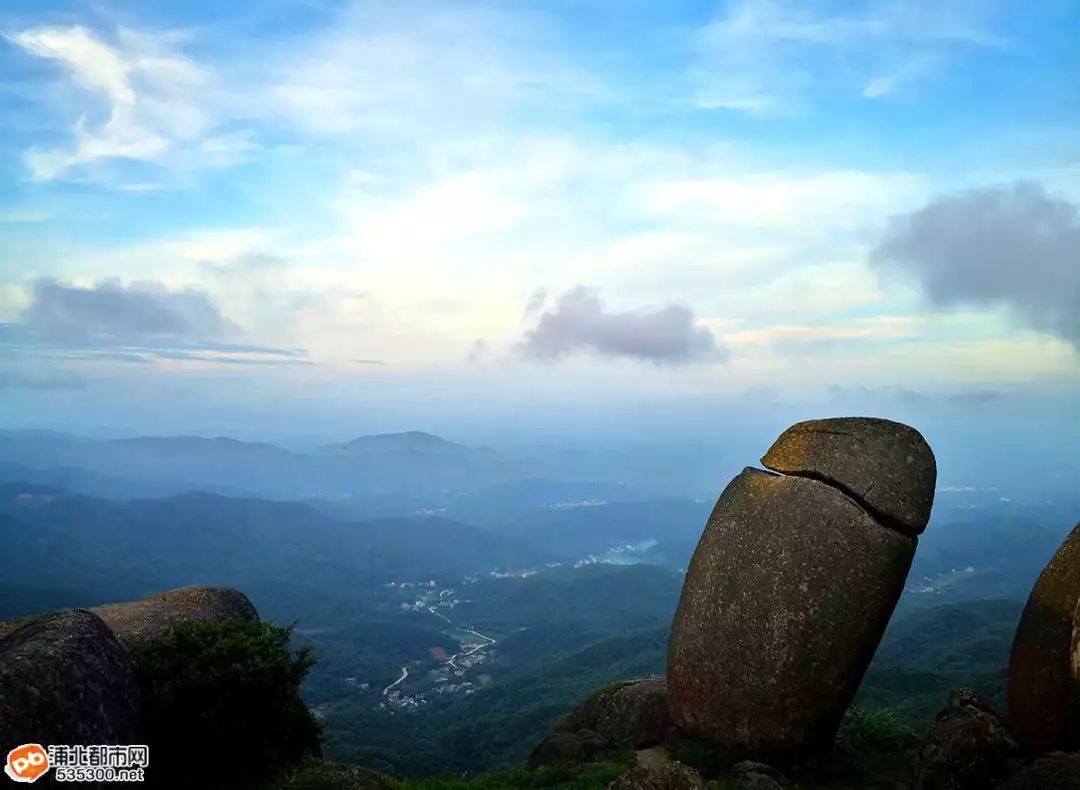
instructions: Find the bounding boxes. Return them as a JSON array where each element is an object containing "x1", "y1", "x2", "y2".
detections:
[
  {"x1": 301, "y1": 535, "x2": 675, "y2": 728},
  {"x1": 354, "y1": 544, "x2": 658, "y2": 714},
  {"x1": 373, "y1": 577, "x2": 499, "y2": 713}
]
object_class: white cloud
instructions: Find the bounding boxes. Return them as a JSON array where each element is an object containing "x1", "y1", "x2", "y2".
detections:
[
  {"x1": 724, "y1": 317, "x2": 921, "y2": 347},
  {"x1": 8, "y1": 25, "x2": 244, "y2": 181},
  {"x1": 693, "y1": 0, "x2": 1006, "y2": 112},
  {"x1": 863, "y1": 75, "x2": 898, "y2": 99},
  {"x1": 257, "y1": 3, "x2": 598, "y2": 138},
  {"x1": 90, "y1": 140, "x2": 938, "y2": 364},
  {"x1": 646, "y1": 170, "x2": 929, "y2": 235}
]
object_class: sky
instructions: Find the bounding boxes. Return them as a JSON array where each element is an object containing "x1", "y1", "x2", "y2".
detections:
[{"x1": 0, "y1": 0, "x2": 1077, "y2": 442}]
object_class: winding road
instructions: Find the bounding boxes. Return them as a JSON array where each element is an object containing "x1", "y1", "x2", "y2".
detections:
[
  {"x1": 382, "y1": 666, "x2": 409, "y2": 695},
  {"x1": 445, "y1": 626, "x2": 496, "y2": 669},
  {"x1": 382, "y1": 589, "x2": 499, "y2": 696}
]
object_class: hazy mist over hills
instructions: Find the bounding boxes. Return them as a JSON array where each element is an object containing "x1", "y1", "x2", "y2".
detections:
[{"x1": 1, "y1": 418, "x2": 1076, "y2": 776}]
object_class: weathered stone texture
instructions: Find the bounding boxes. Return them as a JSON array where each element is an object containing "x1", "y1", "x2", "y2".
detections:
[
  {"x1": 667, "y1": 467, "x2": 916, "y2": 751},
  {"x1": 912, "y1": 689, "x2": 1021, "y2": 790},
  {"x1": 0, "y1": 610, "x2": 141, "y2": 748},
  {"x1": 558, "y1": 677, "x2": 671, "y2": 748},
  {"x1": 761, "y1": 416, "x2": 936, "y2": 535},
  {"x1": 90, "y1": 585, "x2": 258, "y2": 646}
]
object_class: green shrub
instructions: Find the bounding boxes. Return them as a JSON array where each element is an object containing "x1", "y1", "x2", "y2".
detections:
[
  {"x1": 129, "y1": 618, "x2": 322, "y2": 789},
  {"x1": 836, "y1": 706, "x2": 920, "y2": 783},
  {"x1": 838, "y1": 706, "x2": 919, "y2": 754}
]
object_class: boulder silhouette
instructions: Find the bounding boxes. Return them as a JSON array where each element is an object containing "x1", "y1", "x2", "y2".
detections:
[
  {"x1": 667, "y1": 417, "x2": 935, "y2": 752},
  {"x1": 1008, "y1": 521, "x2": 1080, "y2": 754},
  {"x1": 90, "y1": 585, "x2": 258, "y2": 646},
  {"x1": 0, "y1": 610, "x2": 141, "y2": 749}
]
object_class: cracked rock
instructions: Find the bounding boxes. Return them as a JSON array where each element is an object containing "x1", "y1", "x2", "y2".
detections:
[
  {"x1": 667, "y1": 418, "x2": 935, "y2": 752},
  {"x1": 761, "y1": 417, "x2": 936, "y2": 535}
]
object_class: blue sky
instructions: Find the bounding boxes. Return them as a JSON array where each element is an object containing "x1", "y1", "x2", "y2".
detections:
[{"x1": 0, "y1": 0, "x2": 1077, "y2": 438}]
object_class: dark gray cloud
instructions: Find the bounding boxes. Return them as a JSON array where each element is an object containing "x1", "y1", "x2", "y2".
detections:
[
  {"x1": 519, "y1": 286, "x2": 725, "y2": 364},
  {"x1": 871, "y1": 182, "x2": 1080, "y2": 346},
  {"x1": 2, "y1": 278, "x2": 307, "y2": 367},
  {"x1": 24, "y1": 278, "x2": 239, "y2": 339}
]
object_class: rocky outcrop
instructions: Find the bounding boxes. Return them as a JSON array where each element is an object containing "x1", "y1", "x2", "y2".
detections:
[
  {"x1": 667, "y1": 417, "x2": 934, "y2": 752},
  {"x1": 0, "y1": 610, "x2": 141, "y2": 749},
  {"x1": 557, "y1": 678, "x2": 672, "y2": 749},
  {"x1": 996, "y1": 752, "x2": 1080, "y2": 789},
  {"x1": 912, "y1": 689, "x2": 1021, "y2": 790},
  {"x1": 529, "y1": 729, "x2": 617, "y2": 767},
  {"x1": 90, "y1": 585, "x2": 258, "y2": 646},
  {"x1": 1008, "y1": 522, "x2": 1080, "y2": 754},
  {"x1": 606, "y1": 762, "x2": 705, "y2": 789},
  {"x1": 0, "y1": 586, "x2": 257, "y2": 764}
]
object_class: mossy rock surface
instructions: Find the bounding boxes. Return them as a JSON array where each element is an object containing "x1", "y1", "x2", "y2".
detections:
[
  {"x1": 0, "y1": 609, "x2": 141, "y2": 748},
  {"x1": 557, "y1": 678, "x2": 671, "y2": 749},
  {"x1": 92, "y1": 585, "x2": 258, "y2": 647}
]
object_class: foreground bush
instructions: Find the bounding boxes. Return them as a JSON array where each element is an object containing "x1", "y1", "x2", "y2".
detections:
[{"x1": 130, "y1": 618, "x2": 321, "y2": 788}]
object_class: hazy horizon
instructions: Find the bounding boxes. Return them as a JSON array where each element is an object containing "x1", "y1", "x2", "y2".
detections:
[{"x1": 0, "y1": 0, "x2": 1077, "y2": 451}]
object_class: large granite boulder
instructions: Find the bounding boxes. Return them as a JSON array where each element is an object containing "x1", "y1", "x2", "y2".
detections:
[
  {"x1": 912, "y1": 689, "x2": 1021, "y2": 790},
  {"x1": 761, "y1": 417, "x2": 936, "y2": 535},
  {"x1": 606, "y1": 761, "x2": 705, "y2": 789},
  {"x1": 1007, "y1": 522, "x2": 1080, "y2": 754},
  {"x1": 90, "y1": 585, "x2": 258, "y2": 646},
  {"x1": 667, "y1": 418, "x2": 935, "y2": 752},
  {"x1": 558, "y1": 678, "x2": 672, "y2": 748},
  {"x1": 0, "y1": 610, "x2": 141, "y2": 748}
]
